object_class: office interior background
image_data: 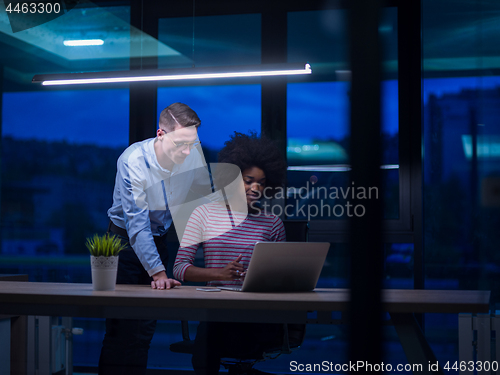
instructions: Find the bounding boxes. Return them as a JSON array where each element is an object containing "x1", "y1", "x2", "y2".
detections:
[{"x1": 1, "y1": 0, "x2": 500, "y2": 372}]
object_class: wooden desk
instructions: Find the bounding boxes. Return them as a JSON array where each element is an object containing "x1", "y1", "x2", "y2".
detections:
[{"x1": 0, "y1": 282, "x2": 491, "y2": 375}]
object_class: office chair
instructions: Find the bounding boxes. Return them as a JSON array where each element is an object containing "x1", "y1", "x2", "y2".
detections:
[{"x1": 169, "y1": 220, "x2": 309, "y2": 375}]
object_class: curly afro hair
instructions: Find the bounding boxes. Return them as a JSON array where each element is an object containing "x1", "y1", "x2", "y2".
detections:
[{"x1": 217, "y1": 131, "x2": 287, "y2": 192}]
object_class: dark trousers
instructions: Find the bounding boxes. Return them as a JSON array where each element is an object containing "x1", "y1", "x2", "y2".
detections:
[
  {"x1": 98, "y1": 226, "x2": 168, "y2": 375},
  {"x1": 192, "y1": 322, "x2": 283, "y2": 375}
]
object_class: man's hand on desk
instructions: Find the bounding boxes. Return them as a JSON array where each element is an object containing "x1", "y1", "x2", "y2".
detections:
[{"x1": 151, "y1": 271, "x2": 181, "y2": 290}]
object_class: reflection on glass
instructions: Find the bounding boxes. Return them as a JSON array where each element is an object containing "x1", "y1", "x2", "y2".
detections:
[
  {"x1": 1, "y1": 89, "x2": 129, "y2": 277},
  {"x1": 286, "y1": 81, "x2": 400, "y2": 219},
  {"x1": 157, "y1": 85, "x2": 261, "y2": 163},
  {"x1": 285, "y1": 171, "x2": 351, "y2": 221},
  {"x1": 423, "y1": 76, "x2": 500, "y2": 298},
  {"x1": 287, "y1": 82, "x2": 350, "y2": 148},
  {"x1": 288, "y1": 10, "x2": 348, "y2": 66},
  {"x1": 287, "y1": 7, "x2": 399, "y2": 221},
  {"x1": 383, "y1": 169, "x2": 400, "y2": 219},
  {"x1": 287, "y1": 139, "x2": 348, "y2": 166},
  {"x1": 2, "y1": 90, "x2": 129, "y2": 146},
  {"x1": 383, "y1": 243, "x2": 414, "y2": 289},
  {"x1": 158, "y1": 14, "x2": 261, "y2": 69},
  {"x1": 1, "y1": 5, "x2": 132, "y2": 79},
  {"x1": 422, "y1": 1, "x2": 500, "y2": 367},
  {"x1": 286, "y1": 82, "x2": 350, "y2": 221},
  {"x1": 318, "y1": 243, "x2": 349, "y2": 288}
]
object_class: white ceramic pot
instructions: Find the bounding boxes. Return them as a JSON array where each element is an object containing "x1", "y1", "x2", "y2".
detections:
[{"x1": 90, "y1": 255, "x2": 119, "y2": 291}]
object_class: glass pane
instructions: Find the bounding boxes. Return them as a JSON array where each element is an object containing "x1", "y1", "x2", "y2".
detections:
[
  {"x1": 1, "y1": 89, "x2": 129, "y2": 281},
  {"x1": 423, "y1": 75, "x2": 500, "y2": 293},
  {"x1": 153, "y1": 13, "x2": 264, "y2": 373},
  {"x1": 286, "y1": 9, "x2": 399, "y2": 220},
  {"x1": 318, "y1": 243, "x2": 349, "y2": 288},
  {"x1": 423, "y1": 2, "x2": 500, "y2": 300},
  {"x1": 422, "y1": 2, "x2": 500, "y2": 74},
  {"x1": 422, "y1": 0, "x2": 500, "y2": 368},
  {"x1": 0, "y1": 4, "x2": 131, "y2": 82},
  {"x1": 73, "y1": 318, "x2": 106, "y2": 367},
  {"x1": 158, "y1": 14, "x2": 261, "y2": 69},
  {"x1": 383, "y1": 243, "x2": 414, "y2": 289},
  {"x1": 288, "y1": 9, "x2": 348, "y2": 67},
  {"x1": 1, "y1": 6, "x2": 132, "y2": 369},
  {"x1": 157, "y1": 85, "x2": 261, "y2": 164}
]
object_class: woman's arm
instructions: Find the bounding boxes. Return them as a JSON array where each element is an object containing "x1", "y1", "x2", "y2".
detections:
[
  {"x1": 173, "y1": 208, "x2": 207, "y2": 281},
  {"x1": 184, "y1": 254, "x2": 245, "y2": 282},
  {"x1": 173, "y1": 205, "x2": 245, "y2": 282}
]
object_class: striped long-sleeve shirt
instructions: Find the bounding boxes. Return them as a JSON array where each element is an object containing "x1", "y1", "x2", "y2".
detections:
[{"x1": 173, "y1": 203, "x2": 286, "y2": 287}]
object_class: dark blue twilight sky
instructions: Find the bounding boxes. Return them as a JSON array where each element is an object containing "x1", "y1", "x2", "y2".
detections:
[{"x1": 3, "y1": 77, "x2": 498, "y2": 149}]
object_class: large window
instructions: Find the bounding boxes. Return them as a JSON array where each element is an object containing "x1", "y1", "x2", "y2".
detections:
[
  {"x1": 158, "y1": 14, "x2": 261, "y2": 69},
  {"x1": 422, "y1": 6, "x2": 500, "y2": 301},
  {"x1": 286, "y1": 8, "x2": 400, "y2": 223},
  {"x1": 5, "y1": 0, "x2": 498, "y2": 372},
  {"x1": 0, "y1": 4, "x2": 132, "y2": 281},
  {"x1": 1, "y1": 89, "x2": 129, "y2": 280},
  {"x1": 285, "y1": 8, "x2": 404, "y2": 293},
  {"x1": 0, "y1": 5, "x2": 132, "y2": 369},
  {"x1": 281, "y1": 7, "x2": 409, "y2": 373},
  {"x1": 422, "y1": 0, "x2": 500, "y2": 366},
  {"x1": 157, "y1": 13, "x2": 263, "y2": 161},
  {"x1": 157, "y1": 85, "x2": 261, "y2": 164}
]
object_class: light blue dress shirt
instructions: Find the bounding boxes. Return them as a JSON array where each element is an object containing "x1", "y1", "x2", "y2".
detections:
[{"x1": 108, "y1": 137, "x2": 212, "y2": 276}]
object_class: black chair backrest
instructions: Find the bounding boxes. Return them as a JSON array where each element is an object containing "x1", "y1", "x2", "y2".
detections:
[{"x1": 282, "y1": 220, "x2": 309, "y2": 242}]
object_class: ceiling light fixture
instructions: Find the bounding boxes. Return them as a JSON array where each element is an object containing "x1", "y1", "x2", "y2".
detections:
[
  {"x1": 32, "y1": 63, "x2": 311, "y2": 86},
  {"x1": 63, "y1": 39, "x2": 105, "y2": 46}
]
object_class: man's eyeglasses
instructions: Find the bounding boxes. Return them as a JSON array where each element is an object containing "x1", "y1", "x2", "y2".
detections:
[{"x1": 162, "y1": 129, "x2": 201, "y2": 149}]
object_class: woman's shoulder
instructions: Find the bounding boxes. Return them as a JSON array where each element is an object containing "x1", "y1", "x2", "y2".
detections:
[
  {"x1": 191, "y1": 202, "x2": 229, "y2": 217},
  {"x1": 248, "y1": 210, "x2": 283, "y2": 223}
]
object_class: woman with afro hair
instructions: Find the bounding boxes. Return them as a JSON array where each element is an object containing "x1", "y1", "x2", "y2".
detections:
[{"x1": 173, "y1": 131, "x2": 288, "y2": 375}]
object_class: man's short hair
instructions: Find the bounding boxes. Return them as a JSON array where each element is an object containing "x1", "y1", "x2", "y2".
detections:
[{"x1": 159, "y1": 102, "x2": 201, "y2": 131}]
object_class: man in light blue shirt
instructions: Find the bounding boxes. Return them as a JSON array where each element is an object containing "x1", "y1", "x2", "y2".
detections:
[{"x1": 99, "y1": 102, "x2": 212, "y2": 375}]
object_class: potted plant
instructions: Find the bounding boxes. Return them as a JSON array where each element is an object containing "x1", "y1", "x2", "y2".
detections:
[{"x1": 86, "y1": 233, "x2": 126, "y2": 291}]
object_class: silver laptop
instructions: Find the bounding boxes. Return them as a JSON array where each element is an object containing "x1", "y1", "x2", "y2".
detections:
[{"x1": 219, "y1": 242, "x2": 330, "y2": 292}]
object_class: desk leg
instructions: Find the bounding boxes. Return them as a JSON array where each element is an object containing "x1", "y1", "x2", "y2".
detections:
[
  {"x1": 11, "y1": 315, "x2": 27, "y2": 375},
  {"x1": 0, "y1": 316, "x2": 27, "y2": 375},
  {"x1": 390, "y1": 313, "x2": 444, "y2": 375}
]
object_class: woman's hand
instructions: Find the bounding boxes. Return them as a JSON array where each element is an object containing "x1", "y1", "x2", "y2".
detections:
[
  {"x1": 218, "y1": 254, "x2": 246, "y2": 281},
  {"x1": 182, "y1": 255, "x2": 246, "y2": 282}
]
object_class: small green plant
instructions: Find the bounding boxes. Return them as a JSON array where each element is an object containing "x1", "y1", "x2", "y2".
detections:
[{"x1": 86, "y1": 233, "x2": 126, "y2": 257}]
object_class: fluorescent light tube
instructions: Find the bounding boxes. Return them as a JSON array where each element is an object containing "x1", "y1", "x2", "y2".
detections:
[
  {"x1": 63, "y1": 39, "x2": 104, "y2": 46},
  {"x1": 32, "y1": 63, "x2": 311, "y2": 86}
]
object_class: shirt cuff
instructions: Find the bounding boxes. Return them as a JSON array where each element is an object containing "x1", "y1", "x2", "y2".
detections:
[
  {"x1": 174, "y1": 263, "x2": 192, "y2": 282},
  {"x1": 147, "y1": 264, "x2": 166, "y2": 277}
]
